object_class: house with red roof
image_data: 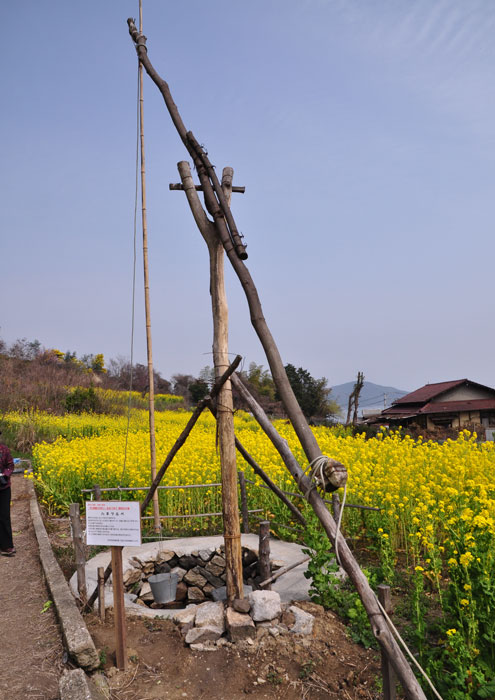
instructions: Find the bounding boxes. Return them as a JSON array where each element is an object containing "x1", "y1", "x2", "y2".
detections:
[{"x1": 375, "y1": 379, "x2": 495, "y2": 434}]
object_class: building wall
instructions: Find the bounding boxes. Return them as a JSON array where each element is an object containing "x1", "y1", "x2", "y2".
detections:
[{"x1": 434, "y1": 385, "x2": 495, "y2": 402}]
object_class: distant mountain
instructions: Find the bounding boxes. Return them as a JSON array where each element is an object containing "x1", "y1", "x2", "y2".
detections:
[{"x1": 330, "y1": 381, "x2": 408, "y2": 418}]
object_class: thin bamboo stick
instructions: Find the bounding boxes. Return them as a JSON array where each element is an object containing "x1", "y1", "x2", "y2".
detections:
[{"x1": 137, "y1": 3, "x2": 160, "y2": 533}]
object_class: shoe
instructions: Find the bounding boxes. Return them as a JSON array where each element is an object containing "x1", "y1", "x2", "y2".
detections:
[{"x1": 0, "y1": 548, "x2": 15, "y2": 556}]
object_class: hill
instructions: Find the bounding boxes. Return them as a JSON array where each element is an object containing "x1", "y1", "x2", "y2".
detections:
[{"x1": 330, "y1": 380, "x2": 408, "y2": 418}]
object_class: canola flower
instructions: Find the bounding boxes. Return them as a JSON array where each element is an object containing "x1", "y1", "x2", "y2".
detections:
[{"x1": 25, "y1": 413, "x2": 495, "y2": 696}]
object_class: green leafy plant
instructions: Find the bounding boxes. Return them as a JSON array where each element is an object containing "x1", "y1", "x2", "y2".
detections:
[
  {"x1": 41, "y1": 600, "x2": 53, "y2": 613},
  {"x1": 303, "y1": 512, "x2": 376, "y2": 648}
]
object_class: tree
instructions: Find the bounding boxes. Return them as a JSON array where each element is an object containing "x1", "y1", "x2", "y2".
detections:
[
  {"x1": 189, "y1": 379, "x2": 209, "y2": 404},
  {"x1": 281, "y1": 364, "x2": 340, "y2": 422}
]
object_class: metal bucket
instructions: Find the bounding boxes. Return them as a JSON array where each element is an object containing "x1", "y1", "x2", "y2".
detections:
[{"x1": 148, "y1": 572, "x2": 179, "y2": 604}]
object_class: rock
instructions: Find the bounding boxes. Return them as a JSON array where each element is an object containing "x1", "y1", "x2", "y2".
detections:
[
  {"x1": 184, "y1": 568, "x2": 208, "y2": 588},
  {"x1": 173, "y1": 606, "x2": 197, "y2": 627},
  {"x1": 288, "y1": 606, "x2": 315, "y2": 635},
  {"x1": 210, "y1": 554, "x2": 226, "y2": 568},
  {"x1": 187, "y1": 586, "x2": 206, "y2": 603},
  {"x1": 142, "y1": 562, "x2": 155, "y2": 575},
  {"x1": 156, "y1": 550, "x2": 176, "y2": 563},
  {"x1": 204, "y1": 561, "x2": 224, "y2": 577},
  {"x1": 281, "y1": 609, "x2": 296, "y2": 627},
  {"x1": 242, "y1": 548, "x2": 258, "y2": 567},
  {"x1": 59, "y1": 669, "x2": 107, "y2": 700},
  {"x1": 170, "y1": 566, "x2": 187, "y2": 582},
  {"x1": 198, "y1": 549, "x2": 213, "y2": 561},
  {"x1": 180, "y1": 622, "x2": 195, "y2": 638},
  {"x1": 179, "y1": 555, "x2": 200, "y2": 570},
  {"x1": 197, "y1": 566, "x2": 224, "y2": 589},
  {"x1": 139, "y1": 582, "x2": 154, "y2": 602},
  {"x1": 271, "y1": 559, "x2": 285, "y2": 571},
  {"x1": 269, "y1": 627, "x2": 280, "y2": 638},
  {"x1": 203, "y1": 584, "x2": 214, "y2": 597},
  {"x1": 195, "y1": 601, "x2": 225, "y2": 632},
  {"x1": 248, "y1": 590, "x2": 282, "y2": 622},
  {"x1": 175, "y1": 582, "x2": 187, "y2": 601},
  {"x1": 233, "y1": 598, "x2": 251, "y2": 614},
  {"x1": 190, "y1": 642, "x2": 219, "y2": 651},
  {"x1": 211, "y1": 586, "x2": 227, "y2": 602},
  {"x1": 128, "y1": 556, "x2": 142, "y2": 569},
  {"x1": 154, "y1": 561, "x2": 171, "y2": 574},
  {"x1": 123, "y1": 568, "x2": 142, "y2": 586},
  {"x1": 225, "y1": 608, "x2": 256, "y2": 642},
  {"x1": 185, "y1": 625, "x2": 223, "y2": 645}
]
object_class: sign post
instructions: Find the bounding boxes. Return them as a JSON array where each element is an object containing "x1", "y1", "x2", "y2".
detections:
[{"x1": 86, "y1": 501, "x2": 142, "y2": 670}]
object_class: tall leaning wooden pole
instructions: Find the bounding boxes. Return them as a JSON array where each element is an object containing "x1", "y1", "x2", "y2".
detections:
[
  {"x1": 177, "y1": 161, "x2": 243, "y2": 601},
  {"x1": 138, "y1": 2, "x2": 160, "y2": 532}
]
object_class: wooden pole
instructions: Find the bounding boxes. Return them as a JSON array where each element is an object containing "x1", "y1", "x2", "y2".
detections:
[
  {"x1": 97, "y1": 566, "x2": 106, "y2": 621},
  {"x1": 259, "y1": 555, "x2": 310, "y2": 588},
  {"x1": 69, "y1": 503, "x2": 87, "y2": 604},
  {"x1": 138, "y1": 4, "x2": 160, "y2": 533},
  {"x1": 238, "y1": 471, "x2": 250, "y2": 534},
  {"x1": 258, "y1": 521, "x2": 271, "y2": 589},
  {"x1": 378, "y1": 584, "x2": 397, "y2": 700},
  {"x1": 175, "y1": 160, "x2": 243, "y2": 601},
  {"x1": 111, "y1": 546, "x2": 127, "y2": 671},
  {"x1": 93, "y1": 484, "x2": 102, "y2": 500}
]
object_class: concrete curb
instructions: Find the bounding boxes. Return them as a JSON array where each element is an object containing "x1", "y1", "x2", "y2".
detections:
[
  {"x1": 59, "y1": 669, "x2": 108, "y2": 700},
  {"x1": 28, "y1": 480, "x2": 100, "y2": 671}
]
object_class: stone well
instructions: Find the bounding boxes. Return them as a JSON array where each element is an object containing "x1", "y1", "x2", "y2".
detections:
[{"x1": 71, "y1": 534, "x2": 316, "y2": 619}]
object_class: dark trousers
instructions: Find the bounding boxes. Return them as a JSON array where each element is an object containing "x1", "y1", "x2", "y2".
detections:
[{"x1": 0, "y1": 487, "x2": 13, "y2": 550}]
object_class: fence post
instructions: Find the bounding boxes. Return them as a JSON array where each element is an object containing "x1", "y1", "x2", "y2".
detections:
[
  {"x1": 258, "y1": 520, "x2": 271, "y2": 589},
  {"x1": 69, "y1": 503, "x2": 87, "y2": 604},
  {"x1": 238, "y1": 471, "x2": 250, "y2": 534},
  {"x1": 377, "y1": 584, "x2": 397, "y2": 700},
  {"x1": 97, "y1": 566, "x2": 106, "y2": 621},
  {"x1": 93, "y1": 484, "x2": 102, "y2": 500}
]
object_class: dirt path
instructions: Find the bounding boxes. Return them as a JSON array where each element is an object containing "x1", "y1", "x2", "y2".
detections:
[{"x1": 0, "y1": 474, "x2": 65, "y2": 700}]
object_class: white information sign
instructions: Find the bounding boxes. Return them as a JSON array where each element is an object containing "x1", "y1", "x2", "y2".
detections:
[{"x1": 86, "y1": 501, "x2": 142, "y2": 547}]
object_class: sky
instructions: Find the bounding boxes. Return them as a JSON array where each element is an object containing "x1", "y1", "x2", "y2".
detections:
[{"x1": 2, "y1": 0, "x2": 495, "y2": 392}]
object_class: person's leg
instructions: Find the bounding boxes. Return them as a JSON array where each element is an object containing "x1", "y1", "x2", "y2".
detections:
[{"x1": 0, "y1": 487, "x2": 14, "y2": 553}]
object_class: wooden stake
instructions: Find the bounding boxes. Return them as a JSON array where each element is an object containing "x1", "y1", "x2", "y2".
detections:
[
  {"x1": 69, "y1": 503, "x2": 87, "y2": 604},
  {"x1": 97, "y1": 566, "x2": 106, "y2": 621},
  {"x1": 259, "y1": 555, "x2": 310, "y2": 588},
  {"x1": 111, "y1": 546, "x2": 127, "y2": 671},
  {"x1": 258, "y1": 521, "x2": 271, "y2": 589}
]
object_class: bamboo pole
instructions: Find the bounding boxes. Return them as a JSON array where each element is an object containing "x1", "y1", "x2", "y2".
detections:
[{"x1": 137, "y1": 4, "x2": 160, "y2": 532}]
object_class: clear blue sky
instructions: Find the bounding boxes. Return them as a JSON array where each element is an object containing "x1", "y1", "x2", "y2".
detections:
[{"x1": 2, "y1": 0, "x2": 495, "y2": 392}]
